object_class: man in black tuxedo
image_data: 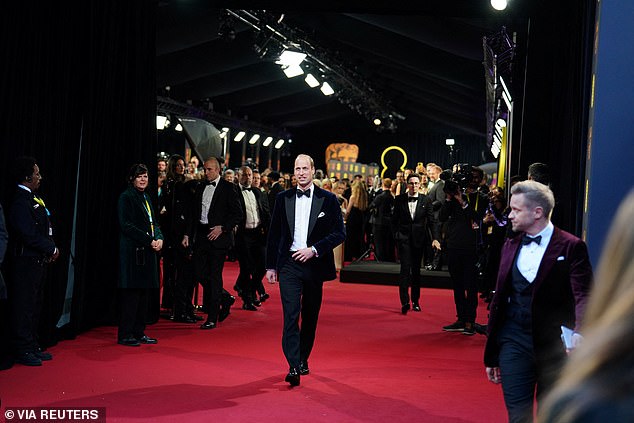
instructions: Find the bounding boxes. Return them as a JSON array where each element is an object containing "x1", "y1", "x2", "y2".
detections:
[
  {"x1": 425, "y1": 164, "x2": 445, "y2": 270},
  {"x1": 6, "y1": 157, "x2": 59, "y2": 366},
  {"x1": 368, "y1": 177, "x2": 395, "y2": 262},
  {"x1": 392, "y1": 173, "x2": 440, "y2": 314},
  {"x1": 266, "y1": 154, "x2": 346, "y2": 387},
  {"x1": 267, "y1": 171, "x2": 284, "y2": 212},
  {"x1": 235, "y1": 166, "x2": 271, "y2": 310},
  {"x1": 182, "y1": 157, "x2": 242, "y2": 330}
]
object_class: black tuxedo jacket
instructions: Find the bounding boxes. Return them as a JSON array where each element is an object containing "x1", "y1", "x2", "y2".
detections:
[
  {"x1": 267, "y1": 182, "x2": 284, "y2": 213},
  {"x1": 391, "y1": 193, "x2": 439, "y2": 249},
  {"x1": 186, "y1": 178, "x2": 242, "y2": 250},
  {"x1": 266, "y1": 186, "x2": 346, "y2": 282},
  {"x1": 427, "y1": 179, "x2": 446, "y2": 211},
  {"x1": 484, "y1": 227, "x2": 593, "y2": 367},
  {"x1": 236, "y1": 186, "x2": 271, "y2": 242},
  {"x1": 369, "y1": 189, "x2": 394, "y2": 226}
]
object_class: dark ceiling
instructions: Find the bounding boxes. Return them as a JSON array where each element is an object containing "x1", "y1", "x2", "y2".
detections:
[{"x1": 156, "y1": 1, "x2": 536, "y2": 143}]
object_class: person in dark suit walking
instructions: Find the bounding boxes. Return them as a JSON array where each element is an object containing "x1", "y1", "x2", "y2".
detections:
[
  {"x1": 235, "y1": 165, "x2": 271, "y2": 310},
  {"x1": 117, "y1": 163, "x2": 163, "y2": 347},
  {"x1": 6, "y1": 157, "x2": 59, "y2": 365},
  {"x1": 368, "y1": 177, "x2": 395, "y2": 262},
  {"x1": 484, "y1": 180, "x2": 593, "y2": 423},
  {"x1": 182, "y1": 157, "x2": 242, "y2": 330},
  {"x1": 392, "y1": 173, "x2": 440, "y2": 314},
  {"x1": 265, "y1": 154, "x2": 346, "y2": 387}
]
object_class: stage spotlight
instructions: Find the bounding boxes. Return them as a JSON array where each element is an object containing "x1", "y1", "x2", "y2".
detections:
[
  {"x1": 174, "y1": 123, "x2": 183, "y2": 132},
  {"x1": 490, "y1": 0, "x2": 508, "y2": 10},
  {"x1": 274, "y1": 139, "x2": 285, "y2": 149},
  {"x1": 156, "y1": 115, "x2": 168, "y2": 130},
  {"x1": 282, "y1": 64, "x2": 304, "y2": 78},
  {"x1": 445, "y1": 138, "x2": 455, "y2": 146},
  {"x1": 276, "y1": 50, "x2": 306, "y2": 67},
  {"x1": 248, "y1": 134, "x2": 261, "y2": 144},
  {"x1": 234, "y1": 131, "x2": 246, "y2": 142},
  {"x1": 305, "y1": 73, "x2": 320, "y2": 88},
  {"x1": 373, "y1": 118, "x2": 382, "y2": 126},
  {"x1": 320, "y1": 82, "x2": 335, "y2": 96},
  {"x1": 263, "y1": 136, "x2": 274, "y2": 146}
]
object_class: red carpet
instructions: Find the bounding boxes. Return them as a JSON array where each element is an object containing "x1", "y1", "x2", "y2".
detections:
[{"x1": 0, "y1": 262, "x2": 507, "y2": 422}]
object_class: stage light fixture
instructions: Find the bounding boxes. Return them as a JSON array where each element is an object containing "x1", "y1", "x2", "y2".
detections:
[
  {"x1": 445, "y1": 138, "x2": 455, "y2": 146},
  {"x1": 234, "y1": 131, "x2": 246, "y2": 142},
  {"x1": 282, "y1": 64, "x2": 304, "y2": 78},
  {"x1": 174, "y1": 123, "x2": 183, "y2": 132},
  {"x1": 263, "y1": 136, "x2": 274, "y2": 146},
  {"x1": 373, "y1": 118, "x2": 382, "y2": 126},
  {"x1": 320, "y1": 82, "x2": 335, "y2": 96},
  {"x1": 248, "y1": 134, "x2": 261, "y2": 144},
  {"x1": 274, "y1": 139, "x2": 285, "y2": 149},
  {"x1": 156, "y1": 115, "x2": 168, "y2": 130},
  {"x1": 305, "y1": 73, "x2": 320, "y2": 88},
  {"x1": 276, "y1": 50, "x2": 306, "y2": 67},
  {"x1": 490, "y1": 0, "x2": 508, "y2": 11}
]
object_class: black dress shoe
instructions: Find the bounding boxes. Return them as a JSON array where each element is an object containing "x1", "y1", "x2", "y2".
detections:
[
  {"x1": 259, "y1": 293, "x2": 270, "y2": 302},
  {"x1": 253, "y1": 299, "x2": 262, "y2": 307},
  {"x1": 118, "y1": 337, "x2": 141, "y2": 347},
  {"x1": 401, "y1": 303, "x2": 410, "y2": 315},
  {"x1": 173, "y1": 314, "x2": 197, "y2": 323},
  {"x1": 192, "y1": 314, "x2": 204, "y2": 321},
  {"x1": 299, "y1": 361, "x2": 310, "y2": 376},
  {"x1": 34, "y1": 350, "x2": 53, "y2": 361},
  {"x1": 218, "y1": 308, "x2": 230, "y2": 322},
  {"x1": 242, "y1": 303, "x2": 258, "y2": 311},
  {"x1": 15, "y1": 352, "x2": 42, "y2": 366},
  {"x1": 200, "y1": 321, "x2": 216, "y2": 330},
  {"x1": 412, "y1": 303, "x2": 421, "y2": 312},
  {"x1": 138, "y1": 335, "x2": 158, "y2": 344},
  {"x1": 285, "y1": 368, "x2": 300, "y2": 386}
]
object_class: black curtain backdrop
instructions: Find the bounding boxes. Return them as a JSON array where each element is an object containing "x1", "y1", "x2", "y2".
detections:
[
  {"x1": 510, "y1": 0, "x2": 595, "y2": 234},
  {"x1": 0, "y1": 1, "x2": 156, "y2": 352}
]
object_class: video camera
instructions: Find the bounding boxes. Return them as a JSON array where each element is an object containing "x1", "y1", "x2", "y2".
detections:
[{"x1": 443, "y1": 163, "x2": 474, "y2": 195}]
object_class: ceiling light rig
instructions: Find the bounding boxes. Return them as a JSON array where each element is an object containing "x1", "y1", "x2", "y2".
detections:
[{"x1": 224, "y1": 9, "x2": 405, "y2": 132}]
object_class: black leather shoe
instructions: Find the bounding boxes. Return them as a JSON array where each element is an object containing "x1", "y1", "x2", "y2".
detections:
[
  {"x1": 259, "y1": 293, "x2": 270, "y2": 302},
  {"x1": 173, "y1": 314, "x2": 197, "y2": 323},
  {"x1": 412, "y1": 303, "x2": 421, "y2": 312},
  {"x1": 15, "y1": 352, "x2": 42, "y2": 366},
  {"x1": 200, "y1": 321, "x2": 216, "y2": 330},
  {"x1": 253, "y1": 299, "x2": 262, "y2": 307},
  {"x1": 191, "y1": 314, "x2": 204, "y2": 321},
  {"x1": 218, "y1": 308, "x2": 230, "y2": 322},
  {"x1": 138, "y1": 335, "x2": 158, "y2": 344},
  {"x1": 401, "y1": 303, "x2": 410, "y2": 315},
  {"x1": 285, "y1": 368, "x2": 300, "y2": 386},
  {"x1": 299, "y1": 361, "x2": 310, "y2": 376},
  {"x1": 35, "y1": 349, "x2": 53, "y2": 361},
  {"x1": 118, "y1": 337, "x2": 141, "y2": 347},
  {"x1": 242, "y1": 303, "x2": 258, "y2": 311}
]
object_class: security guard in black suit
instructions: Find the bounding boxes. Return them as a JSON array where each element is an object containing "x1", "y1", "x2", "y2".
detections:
[{"x1": 7, "y1": 157, "x2": 59, "y2": 366}]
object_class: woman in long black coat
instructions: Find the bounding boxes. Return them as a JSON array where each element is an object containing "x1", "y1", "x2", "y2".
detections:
[{"x1": 117, "y1": 164, "x2": 163, "y2": 346}]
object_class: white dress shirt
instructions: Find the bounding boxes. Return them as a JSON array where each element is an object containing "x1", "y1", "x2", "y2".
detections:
[
  {"x1": 407, "y1": 194, "x2": 419, "y2": 220},
  {"x1": 291, "y1": 184, "x2": 313, "y2": 251},
  {"x1": 516, "y1": 221, "x2": 554, "y2": 283},
  {"x1": 200, "y1": 176, "x2": 221, "y2": 224},
  {"x1": 240, "y1": 185, "x2": 260, "y2": 229}
]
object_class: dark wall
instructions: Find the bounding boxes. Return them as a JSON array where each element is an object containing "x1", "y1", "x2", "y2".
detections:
[{"x1": 0, "y1": 1, "x2": 157, "y2": 348}]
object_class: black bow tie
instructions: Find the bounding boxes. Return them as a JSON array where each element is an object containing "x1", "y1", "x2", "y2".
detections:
[
  {"x1": 408, "y1": 196, "x2": 418, "y2": 203},
  {"x1": 521, "y1": 235, "x2": 541, "y2": 246},
  {"x1": 242, "y1": 186, "x2": 251, "y2": 191},
  {"x1": 297, "y1": 189, "x2": 311, "y2": 198},
  {"x1": 206, "y1": 180, "x2": 216, "y2": 187}
]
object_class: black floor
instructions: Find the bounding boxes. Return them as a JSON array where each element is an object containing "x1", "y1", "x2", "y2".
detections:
[{"x1": 340, "y1": 260, "x2": 452, "y2": 289}]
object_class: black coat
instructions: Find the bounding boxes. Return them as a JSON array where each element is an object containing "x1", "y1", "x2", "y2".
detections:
[
  {"x1": 7, "y1": 188, "x2": 56, "y2": 259},
  {"x1": 391, "y1": 193, "x2": 439, "y2": 249},
  {"x1": 369, "y1": 189, "x2": 394, "y2": 226},
  {"x1": 117, "y1": 186, "x2": 163, "y2": 289},
  {"x1": 266, "y1": 186, "x2": 346, "y2": 282}
]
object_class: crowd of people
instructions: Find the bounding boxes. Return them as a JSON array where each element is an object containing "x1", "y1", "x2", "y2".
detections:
[{"x1": 6, "y1": 152, "x2": 634, "y2": 419}]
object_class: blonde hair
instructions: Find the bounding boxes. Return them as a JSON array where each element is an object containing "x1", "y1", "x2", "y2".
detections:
[
  {"x1": 539, "y1": 190, "x2": 634, "y2": 422},
  {"x1": 351, "y1": 180, "x2": 368, "y2": 211}
]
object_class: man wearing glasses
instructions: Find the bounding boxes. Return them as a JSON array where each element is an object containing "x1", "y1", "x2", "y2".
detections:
[{"x1": 391, "y1": 173, "x2": 440, "y2": 315}]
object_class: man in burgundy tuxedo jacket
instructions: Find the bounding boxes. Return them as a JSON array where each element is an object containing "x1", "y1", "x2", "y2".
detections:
[{"x1": 484, "y1": 180, "x2": 593, "y2": 423}]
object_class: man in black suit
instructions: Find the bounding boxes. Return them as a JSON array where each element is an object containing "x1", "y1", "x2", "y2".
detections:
[
  {"x1": 368, "y1": 177, "x2": 395, "y2": 262},
  {"x1": 266, "y1": 154, "x2": 346, "y2": 387},
  {"x1": 235, "y1": 166, "x2": 271, "y2": 310},
  {"x1": 425, "y1": 164, "x2": 446, "y2": 270},
  {"x1": 182, "y1": 157, "x2": 242, "y2": 330},
  {"x1": 6, "y1": 157, "x2": 59, "y2": 366},
  {"x1": 392, "y1": 173, "x2": 440, "y2": 314},
  {"x1": 267, "y1": 171, "x2": 284, "y2": 212}
]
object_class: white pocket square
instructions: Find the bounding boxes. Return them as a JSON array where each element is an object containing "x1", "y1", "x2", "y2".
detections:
[
  {"x1": 318, "y1": 212, "x2": 325, "y2": 218},
  {"x1": 557, "y1": 256, "x2": 565, "y2": 261}
]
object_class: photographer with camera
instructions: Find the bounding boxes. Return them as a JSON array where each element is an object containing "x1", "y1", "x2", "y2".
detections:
[{"x1": 439, "y1": 165, "x2": 488, "y2": 335}]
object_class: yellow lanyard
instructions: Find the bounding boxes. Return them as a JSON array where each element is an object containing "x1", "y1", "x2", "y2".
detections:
[
  {"x1": 143, "y1": 196, "x2": 154, "y2": 237},
  {"x1": 33, "y1": 196, "x2": 51, "y2": 216}
]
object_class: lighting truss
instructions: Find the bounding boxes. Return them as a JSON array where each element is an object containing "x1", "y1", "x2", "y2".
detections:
[{"x1": 225, "y1": 9, "x2": 405, "y2": 132}]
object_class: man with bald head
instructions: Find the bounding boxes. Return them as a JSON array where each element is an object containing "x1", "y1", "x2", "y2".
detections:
[
  {"x1": 183, "y1": 157, "x2": 242, "y2": 330},
  {"x1": 266, "y1": 154, "x2": 346, "y2": 386}
]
